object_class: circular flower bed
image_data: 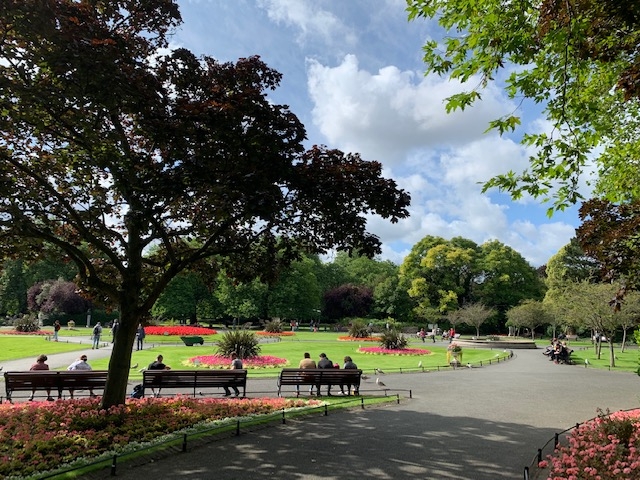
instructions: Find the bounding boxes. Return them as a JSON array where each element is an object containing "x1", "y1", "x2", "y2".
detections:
[
  {"x1": 185, "y1": 354, "x2": 289, "y2": 369},
  {"x1": 337, "y1": 336, "x2": 379, "y2": 342},
  {"x1": 358, "y1": 347, "x2": 431, "y2": 355},
  {"x1": 256, "y1": 331, "x2": 295, "y2": 337},
  {"x1": 144, "y1": 326, "x2": 217, "y2": 336}
]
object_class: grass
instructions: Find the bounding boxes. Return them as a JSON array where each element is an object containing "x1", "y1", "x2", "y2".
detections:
[
  {"x1": 565, "y1": 340, "x2": 639, "y2": 371},
  {"x1": 0, "y1": 336, "x2": 89, "y2": 362},
  {"x1": 76, "y1": 331, "x2": 511, "y2": 381}
]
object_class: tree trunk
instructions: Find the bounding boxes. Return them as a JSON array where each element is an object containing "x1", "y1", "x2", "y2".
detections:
[
  {"x1": 621, "y1": 328, "x2": 627, "y2": 353},
  {"x1": 608, "y1": 340, "x2": 616, "y2": 368},
  {"x1": 100, "y1": 307, "x2": 140, "y2": 408}
]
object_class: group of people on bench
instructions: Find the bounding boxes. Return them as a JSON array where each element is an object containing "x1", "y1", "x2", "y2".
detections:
[
  {"x1": 297, "y1": 352, "x2": 358, "y2": 396},
  {"x1": 543, "y1": 340, "x2": 573, "y2": 364},
  {"x1": 27, "y1": 353, "x2": 96, "y2": 401}
]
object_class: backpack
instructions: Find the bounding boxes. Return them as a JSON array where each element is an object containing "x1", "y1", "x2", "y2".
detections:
[
  {"x1": 130, "y1": 384, "x2": 144, "y2": 399},
  {"x1": 92, "y1": 326, "x2": 99, "y2": 336}
]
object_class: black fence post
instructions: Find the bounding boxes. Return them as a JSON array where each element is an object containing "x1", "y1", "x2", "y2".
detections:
[
  {"x1": 236, "y1": 420, "x2": 240, "y2": 436},
  {"x1": 182, "y1": 433, "x2": 187, "y2": 452},
  {"x1": 282, "y1": 408, "x2": 286, "y2": 424},
  {"x1": 361, "y1": 397, "x2": 365, "y2": 409},
  {"x1": 110, "y1": 455, "x2": 117, "y2": 476},
  {"x1": 409, "y1": 389, "x2": 413, "y2": 399},
  {"x1": 537, "y1": 448, "x2": 542, "y2": 463},
  {"x1": 324, "y1": 404, "x2": 328, "y2": 416},
  {"x1": 523, "y1": 466, "x2": 529, "y2": 479},
  {"x1": 396, "y1": 394, "x2": 400, "y2": 405},
  {"x1": 554, "y1": 433, "x2": 559, "y2": 447}
]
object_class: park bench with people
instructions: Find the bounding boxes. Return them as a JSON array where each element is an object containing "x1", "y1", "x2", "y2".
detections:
[
  {"x1": 142, "y1": 369, "x2": 247, "y2": 397},
  {"x1": 4, "y1": 370, "x2": 109, "y2": 402},
  {"x1": 277, "y1": 368, "x2": 362, "y2": 397}
]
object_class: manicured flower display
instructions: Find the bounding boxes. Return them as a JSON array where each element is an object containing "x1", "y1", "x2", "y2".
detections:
[
  {"x1": 186, "y1": 354, "x2": 289, "y2": 369},
  {"x1": 358, "y1": 346, "x2": 431, "y2": 355},
  {"x1": 0, "y1": 396, "x2": 319, "y2": 478},
  {"x1": 256, "y1": 331, "x2": 295, "y2": 337},
  {"x1": 338, "y1": 336, "x2": 378, "y2": 342},
  {"x1": 542, "y1": 409, "x2": 640, "y2": 479},
  {"x1": 144, "y1": 326, "x2": 217, "y2": 336},
  {"x1": 0, "y1": 329, "x2": 53, "y2": 335}
]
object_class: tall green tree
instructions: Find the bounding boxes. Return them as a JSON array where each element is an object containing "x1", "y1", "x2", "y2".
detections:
[
  {"x1": 506, "y1": 300, "x2": 552, "y2": 339},
  {"x1": 0, "y1": 0, "x2": 409, "y2": 407},
  {"x1": 474, "y1": 240, "x2": 545, "y2": 322},
  {"x1": 268, "y1": 256, "x2": 321, "y2": 322},
  {"x1": 0, "y1": 259, "x2": 27, "y2": 316},
  {"x1": 408, "y1": 0, "x2": 640, "y2": 210},
  {"x1": 151, "y1": 272, "x2": 210, "y2": 324}
]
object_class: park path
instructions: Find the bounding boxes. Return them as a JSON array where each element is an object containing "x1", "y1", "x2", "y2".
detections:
[{"x1": 69, "y1": 346, "x2": 640, "y2": 480}]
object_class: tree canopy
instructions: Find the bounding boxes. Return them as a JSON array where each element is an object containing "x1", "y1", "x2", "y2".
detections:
[
  {"x1": 0, "y1": 0, "x2": 409, "y2": 407},
  {"x1": 407, "y1": 0, "x2": 640, "y2": 210}
]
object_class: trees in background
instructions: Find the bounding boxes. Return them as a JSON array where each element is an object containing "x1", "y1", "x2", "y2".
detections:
[
  {"x1": 506, "y1": 300, "x2": 552, "y2": 340},
  {"x1": 401, "y1": 236, "x2": 544, "y2": 331}
]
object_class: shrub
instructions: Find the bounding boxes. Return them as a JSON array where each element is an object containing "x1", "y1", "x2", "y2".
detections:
[
  {"x1": 13, "y1": 315, "x2": 40, "y2": 332},
  {"x1": 378, "y1": 328, "x2": 408, "y2": 350},
  {"x1": 348, "y1": 319, "x2": 370, "y2": 338},
  {"x1": 263, "y1": 319, "x2": 283, "y2": 333},
  {"x1": 216, "y1": 329, "x2": 260, "y2": 359}
]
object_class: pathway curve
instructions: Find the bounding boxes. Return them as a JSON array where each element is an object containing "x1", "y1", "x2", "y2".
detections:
[{"x1": 77, "y1": 347, "x2": 640, "y2": 480}]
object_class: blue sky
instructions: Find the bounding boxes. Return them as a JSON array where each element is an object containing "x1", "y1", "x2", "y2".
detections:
[{"x1": 172, "y1": 0, "x2": 585, "y2": 267}]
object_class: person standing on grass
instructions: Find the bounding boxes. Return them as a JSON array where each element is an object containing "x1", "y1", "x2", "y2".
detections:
[
  {"x1": 222, "y1": 352, "x2": 243, "y2": 397},
  {"x1": 110, "y1": 320, "x2": 119, "y2": 344},
  {"x1": 91, "y1": 322, "x2": 102, "y2": 349},
  {"x1": 136, "y1": 323, "x2": 146, "y2": 350},
  {"x1": 147, "y1": 354, "x2": 171, "y2": 397},
  {"x1": 29, "y1": 354, "x2": 53, "y2": 401}
]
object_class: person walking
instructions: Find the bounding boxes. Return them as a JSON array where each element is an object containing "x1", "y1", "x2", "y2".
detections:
[
  {"x1": 223, "y1": 352, "x2": 243, "y2": 397},
  {"x1": 53, "y1": 320, "x2": 61, "y2": 342},
  {"x1": 136, "y1": 324, "x2": 146, "y2": 351},
  {"x1": 91, "y1": 322, "x2": 102, "y2": 349},
  {"x1": 66, "y1": 355, "x2": 96, "y2": 398},
  {"x1": 29, "y1": 354, "x2": 53, "y2": 401}
]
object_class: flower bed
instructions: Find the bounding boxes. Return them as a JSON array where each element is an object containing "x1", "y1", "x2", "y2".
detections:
[
  {"x1": 0, "y1": 330, "x2": 53, "y2": 335},
  {"x1": 185, "y1": 354, "x2": 289, "y2": 369},
  {"x1": 541, "y1": 409, "x2": 640, "y2": 479},
  {"x1": 256, "y1": 331, "x2": 295, "y2": 337},
  {"x1": 358, "y1": 347, "x2": 431, "y2": 355},
  {"x1": 144, "y1": 326, "x2": 217, "y2": 336},
  {"x1": 338, "y1": 336, "x2": 379, "y2": 342},
  {"x1": 0, "y1": 396, "x2": 318, "y2": 478}
]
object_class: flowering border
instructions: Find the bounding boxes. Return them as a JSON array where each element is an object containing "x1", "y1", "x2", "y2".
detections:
[
  {"x1": 0, "y1": 330, "x2": 53, "y2": 336},
  {"x1": 144, "y1": 326, "x2": 217, "y2": 336},
  {"x1": 337, "y1": 336, "x2": 379, "y2": 342},
  {"x1": 185, "y1": 354, "x2": 289, "y2": 369},
  {"x1": 256, "y1": 331, "x2": 295, "y2": 337},
  {"x1": 358, "y1": 347, "x2": 432, "y2": 355}
]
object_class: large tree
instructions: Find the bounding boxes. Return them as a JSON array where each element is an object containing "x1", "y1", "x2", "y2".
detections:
[
  {"x1": 407, "y1": 0, "x2": 640, "y2": 210},
  {"x1": 0, "y1": 0, "x2": 409, "y2": 407}
]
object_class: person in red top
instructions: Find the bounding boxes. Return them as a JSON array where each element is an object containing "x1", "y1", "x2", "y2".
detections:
[{"x1": 29, "y1": 354, "x2": 53, "y2": 401}]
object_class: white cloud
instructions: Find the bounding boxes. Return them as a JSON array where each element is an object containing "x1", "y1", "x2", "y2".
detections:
[{"x1": 257, "y1": 0, "x2": 357, "y2": 47}]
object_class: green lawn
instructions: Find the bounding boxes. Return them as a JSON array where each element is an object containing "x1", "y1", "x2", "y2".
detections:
[
  {"x1": 81, "y1": 331, "x2": 511, "y2": 381},
  {"x1": 0, "y1": 336, "x2": 90, "y2": 362}
]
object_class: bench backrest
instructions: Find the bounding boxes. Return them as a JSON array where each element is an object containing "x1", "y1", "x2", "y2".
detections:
[
  {"x1": 4, "y1": 371, "x2": 109, "y2": 399},
  {"x1": 278, "y1": 368, "x2": 362, "y2": 385},
  {"x1": 142, "y1": 370, "x2": 247, "y2": 395}
]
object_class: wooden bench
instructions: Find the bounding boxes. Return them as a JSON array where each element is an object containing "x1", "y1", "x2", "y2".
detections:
[
  {"x1": 4, "y1": 371, "x2": 109, "y2": 402},
  {"x1": 277, "y1": 368, "x2": 362, "y2": 397},
  {"x1": 142, "y1": 369, "x2": 247, "y2": 397}
]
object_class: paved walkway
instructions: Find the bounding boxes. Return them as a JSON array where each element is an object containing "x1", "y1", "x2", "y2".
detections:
[{"x1": 3, "y1": 343, "x2": 639, "y2": 479}]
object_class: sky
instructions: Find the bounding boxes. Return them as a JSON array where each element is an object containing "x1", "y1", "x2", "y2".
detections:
[{"x1": 171, "y1": 0, "x2": 587, "y2": 268}]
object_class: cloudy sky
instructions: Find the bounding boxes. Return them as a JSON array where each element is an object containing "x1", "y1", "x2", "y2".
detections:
[{"x1": 172, "y1": 0, "x2": 585, "y2": 267}]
